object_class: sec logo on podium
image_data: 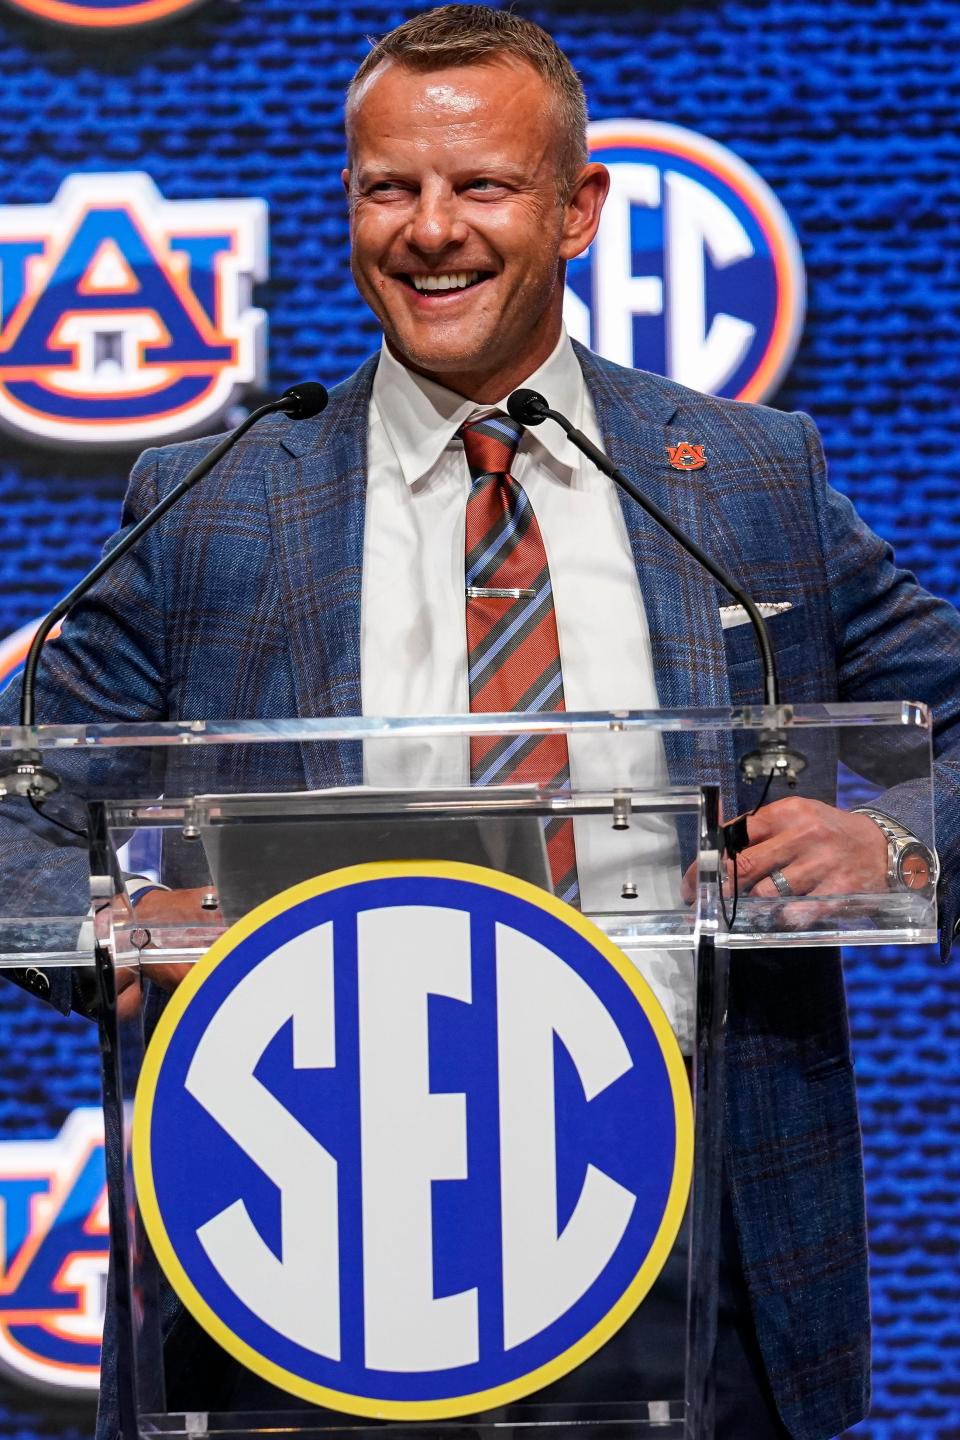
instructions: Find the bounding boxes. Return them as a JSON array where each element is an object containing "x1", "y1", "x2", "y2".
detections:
[{"x1": 133, "y1": 862, "x2": 692, "y2": 1418}]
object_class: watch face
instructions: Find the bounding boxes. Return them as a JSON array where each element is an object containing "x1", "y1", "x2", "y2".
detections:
[{"x1": 899, "y1": 844, "x2": 933, "y2": 891}]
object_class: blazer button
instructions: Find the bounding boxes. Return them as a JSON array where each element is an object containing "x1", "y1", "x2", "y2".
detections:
[{"x1": 23, "y1": 968, "x2": 50, "y2": 997}]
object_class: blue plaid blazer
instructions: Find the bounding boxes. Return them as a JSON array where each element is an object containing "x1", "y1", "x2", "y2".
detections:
[{"x1": 3, "y1": 344, "x2": 960, "y2": 1440}]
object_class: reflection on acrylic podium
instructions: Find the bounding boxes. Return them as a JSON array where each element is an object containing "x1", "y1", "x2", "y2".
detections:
[{"x1": 0, "y1": 705, "x2": 937, "y2": 1439}]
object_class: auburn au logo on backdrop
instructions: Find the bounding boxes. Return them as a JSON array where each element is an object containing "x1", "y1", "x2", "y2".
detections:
[
  {"x1": 0, "y1": 620, "x2": 40, "y2": 691},
  {"x1": 564, "y1": 120, "x2": 805, "y2": 402},
  {"x1": 134, "y1": 862, "x2": 692, "y2": 1418},
  {"x1": 0, "y1": 172, "x2": 267, "y2": 447},
  {"x1": 0, "y1": 0, "x2": 210, "y2": 27},
  {"x1": 0, "y1": 1110, "x2": 106, "y2": 1394},
  {"x1": 0, "y1": 618, "x2": 62, "y2": 691}
]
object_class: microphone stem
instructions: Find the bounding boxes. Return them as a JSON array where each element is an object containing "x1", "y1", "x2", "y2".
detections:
[
  {"x1": 547, "y1": 410, "x2": 780, "y2": 708},
  {"x1": 19, "y1": 398, "x2": 282, "y2": 727}
]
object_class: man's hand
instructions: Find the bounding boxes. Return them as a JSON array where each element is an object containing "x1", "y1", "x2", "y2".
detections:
[
  {"x1": 114, "y1": 886, "x2": 222, "y2": 1021},
  {"x1": 681, "y1": 797, "x2": 888, "y2": 903}
]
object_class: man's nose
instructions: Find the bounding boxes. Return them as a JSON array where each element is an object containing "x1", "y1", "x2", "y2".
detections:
[{"x1": 405, "y1": 190, "x2": 468, "y2": 253}]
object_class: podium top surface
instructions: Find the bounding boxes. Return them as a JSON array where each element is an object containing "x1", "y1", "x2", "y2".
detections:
[
  {"x1": 0, "y1": 703, "x2": 939, "y2": 963},
  {"x1": 0, "y1": 702, "x2": 930, "y2": 751}
]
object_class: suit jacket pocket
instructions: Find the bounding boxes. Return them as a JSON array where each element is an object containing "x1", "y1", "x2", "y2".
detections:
[{"x1": 723, "y1": 602, "x2": 808, "y2": 673}]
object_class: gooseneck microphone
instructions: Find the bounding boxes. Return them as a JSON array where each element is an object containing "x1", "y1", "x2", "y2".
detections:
[
  {"x1": 2, "y1": 381, "x2": 328, "y2": 798},
  {"x1": 506, "y1": 386, "x2": 806, "y2": 786}
]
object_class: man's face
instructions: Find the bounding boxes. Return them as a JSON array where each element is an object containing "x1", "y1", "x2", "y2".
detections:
[{"x1": 343, "y1": 58, "x2": 606, "y2": 399}]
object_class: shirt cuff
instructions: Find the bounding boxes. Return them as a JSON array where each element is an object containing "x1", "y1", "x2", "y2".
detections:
[{"x1": 126, "y1": 875, "x2": 169, "y2": 907}]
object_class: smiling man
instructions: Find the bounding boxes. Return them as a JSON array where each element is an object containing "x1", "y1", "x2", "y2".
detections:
[
  {"x1": 3, "y1": 7, "x2": 960, "y2": 1440},
  {"x1": 343, "y1": 30, "x2": 606, "y2": 399}
]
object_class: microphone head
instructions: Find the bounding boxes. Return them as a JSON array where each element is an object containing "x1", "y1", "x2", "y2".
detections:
[
  {"x1": 506, "y1": 387, "x2": 550, "y2": 426},
  {"x1": 280, "y1": 381, "x2": 329, "y2": 420}
]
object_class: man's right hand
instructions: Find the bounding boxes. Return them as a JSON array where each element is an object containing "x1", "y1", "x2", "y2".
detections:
[{"x1": 114, "y1": 886, "x2": 222, "y2": 1021}]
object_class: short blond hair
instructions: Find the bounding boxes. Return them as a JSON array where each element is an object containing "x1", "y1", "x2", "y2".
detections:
[{"x1": 346, "y1": 5, "x2": 589, "y2": 199}]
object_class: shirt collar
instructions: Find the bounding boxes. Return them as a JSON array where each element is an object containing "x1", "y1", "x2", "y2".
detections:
[{"x1": 372, "y1": 328, "x2": 586, "y2": 487}]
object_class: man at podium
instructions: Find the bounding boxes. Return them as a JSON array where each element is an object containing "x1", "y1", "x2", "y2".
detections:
[{"x1": 1, "y1": 7, "x2": 959, "y2": 1440}]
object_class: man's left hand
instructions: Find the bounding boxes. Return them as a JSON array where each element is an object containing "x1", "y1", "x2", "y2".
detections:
[{"x1": 681, "y1": 797, "x2": 887, "y2": 902}]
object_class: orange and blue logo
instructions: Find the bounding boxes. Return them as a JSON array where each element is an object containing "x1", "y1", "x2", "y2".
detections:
[
  {"x1": 0, "y1": 618, "x2": 60, "y2": 695},
  {"x1": 666, "y1": 442, "x2": 707, "y2": 472},
  {"x1": 564, "y1": 120, "x2": 805, "y2": 403},
  {"x1": 0, "y1": 172, "x2": 267, "y2": 448},
  {"x1": 1, "y1": 0, "x2": 209, "y2": 28},
  {"x1": 0, "y1": 1110, "x2": 106, "y2": 1395}
]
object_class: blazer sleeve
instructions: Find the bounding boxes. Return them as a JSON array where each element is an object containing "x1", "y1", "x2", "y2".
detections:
[
  {"x1": 800, "y1": 412, "x2": 960, "y2": 957},
  {"x1": 0, "y1": 445, "x2": 169, "y2": 1015}
]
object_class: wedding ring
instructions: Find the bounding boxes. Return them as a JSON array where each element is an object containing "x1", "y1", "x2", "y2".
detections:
[{"x1": 770, "y1": 867, "x2": 793, "y2": 897}]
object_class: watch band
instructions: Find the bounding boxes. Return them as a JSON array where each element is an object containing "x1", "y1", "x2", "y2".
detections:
[
  {"x1": 855, "y1": 808, "x2": 939, "y2": 894},
  {"x1": 855, "y1": 809, "x2": 913, "y2": 843}
]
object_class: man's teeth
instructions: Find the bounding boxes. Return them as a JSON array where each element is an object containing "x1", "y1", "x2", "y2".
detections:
[{"x1": 410, "y1": 271, "x2": 481, "y2": 292}]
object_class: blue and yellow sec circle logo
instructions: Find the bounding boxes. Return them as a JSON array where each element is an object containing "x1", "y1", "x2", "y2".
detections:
[{"x1": 133, "y1": 862, "x2": 692, "y2": 1418}]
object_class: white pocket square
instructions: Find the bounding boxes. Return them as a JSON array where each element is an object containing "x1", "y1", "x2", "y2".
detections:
[{"x1": 719, "y1": 601, "x2": 793, "y2": 630}]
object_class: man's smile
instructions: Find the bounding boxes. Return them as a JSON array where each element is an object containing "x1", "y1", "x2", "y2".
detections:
[{"x1": 394, "y1": 269, "x2": 494, "y2": 297}]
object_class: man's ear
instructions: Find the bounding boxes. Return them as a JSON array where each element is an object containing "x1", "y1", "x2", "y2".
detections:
[
  {"x1": 341, "y1": 167, "x2": 351, "y2": 199},
  {"x1": 559, "y1": 163, "x2": 610, "y2": 262}
]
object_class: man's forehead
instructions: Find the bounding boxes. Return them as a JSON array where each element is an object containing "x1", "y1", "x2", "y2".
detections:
[{"x1": 346, "y1": 55, "x2": 553, "y2": 132}]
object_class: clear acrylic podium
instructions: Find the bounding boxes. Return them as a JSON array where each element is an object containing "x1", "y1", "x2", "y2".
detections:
[{"x1": 0, "y1": 704, "x2": 938, "y2": 1440}]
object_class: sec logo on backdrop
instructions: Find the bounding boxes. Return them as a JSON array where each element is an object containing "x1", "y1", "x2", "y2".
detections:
[
  {"x1": 0, "y1": 0, "x2": 209, "y2": 27},
  {"x1": 133, "y1": 863, "x2": 692, "y2": 1417},
  {"x1": 564, "y1": 120, "x2": 805, "y2": 402},
  {"x1": 0, "y1": 172, "x2": 266, "y2": 447}
]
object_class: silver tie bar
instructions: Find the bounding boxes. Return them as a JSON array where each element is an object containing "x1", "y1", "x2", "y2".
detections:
[{"x1": 466, "y1": 586, "x2": 536, "y2": 600}]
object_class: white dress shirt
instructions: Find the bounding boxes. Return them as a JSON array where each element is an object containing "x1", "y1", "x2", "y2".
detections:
[{"x1": 360, "y1": 330, "x2": 694, "y2": 1050}]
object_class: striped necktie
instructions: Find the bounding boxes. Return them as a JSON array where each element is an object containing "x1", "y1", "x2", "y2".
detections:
[{"x1": 460, "y1": 412, "x2": 580, "y2": 907}]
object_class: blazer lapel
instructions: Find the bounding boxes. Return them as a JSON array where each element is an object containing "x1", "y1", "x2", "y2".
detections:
[
  {"x1": 576, "y1": 344, "x2": 736, "y2": 815},
  {"x1": 262, "y1": 357, "x2": 377, "y2": 785}
]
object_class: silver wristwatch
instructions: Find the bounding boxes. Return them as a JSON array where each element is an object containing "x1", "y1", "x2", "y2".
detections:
[{"x1": 856, "y1": 809, "x2": 939, "y2": 896}]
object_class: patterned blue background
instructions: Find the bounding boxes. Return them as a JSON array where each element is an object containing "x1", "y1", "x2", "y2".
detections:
[{"x1": 0, "y1": 0, "x2": 957, "y2": 1435}]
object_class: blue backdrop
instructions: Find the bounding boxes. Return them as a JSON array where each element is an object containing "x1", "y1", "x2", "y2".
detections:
[{"x1": 0, "y1": 0, "x2": 957, "y2": 1435}]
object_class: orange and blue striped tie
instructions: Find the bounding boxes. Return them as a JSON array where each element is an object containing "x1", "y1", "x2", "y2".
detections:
[{"x1": 461, "y1": 412, "x2": 580, "y2": 907}]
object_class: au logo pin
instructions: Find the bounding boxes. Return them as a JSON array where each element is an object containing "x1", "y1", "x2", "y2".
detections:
[{"x1": 666, "y1": 442, "x2": 707, "y2": 471}]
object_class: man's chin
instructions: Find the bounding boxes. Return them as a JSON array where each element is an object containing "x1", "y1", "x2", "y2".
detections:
[{"x1": 384, "y1": 330, "x2": 499, "y2": 386}]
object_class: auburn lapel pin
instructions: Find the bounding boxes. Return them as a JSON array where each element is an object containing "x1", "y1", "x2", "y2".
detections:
[{"x1": 666, "y1": 442, "x2": 707, "y2": 471}]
